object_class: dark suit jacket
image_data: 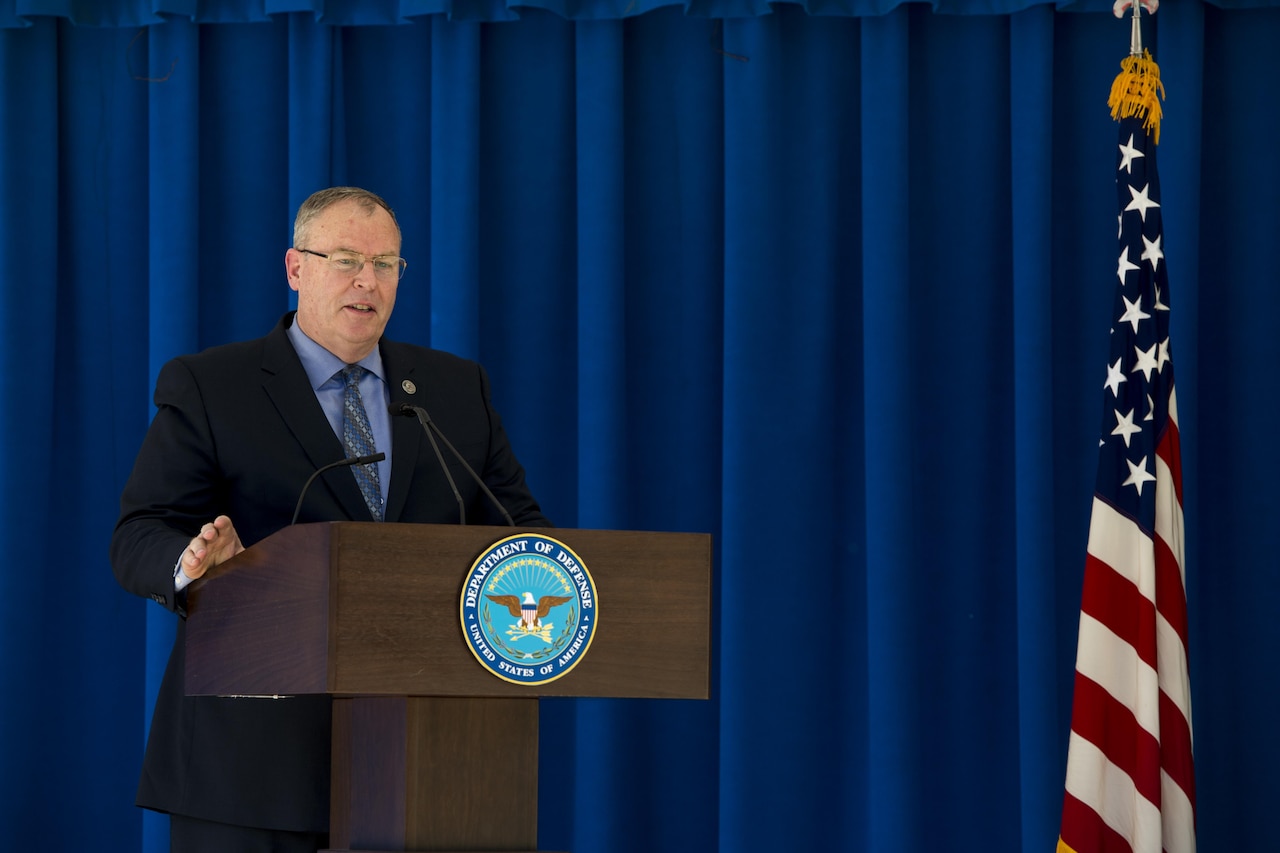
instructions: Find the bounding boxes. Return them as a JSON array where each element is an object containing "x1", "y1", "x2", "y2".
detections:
[{"x1": 110, "y1": 313, "x2": 549, "y2": 832}]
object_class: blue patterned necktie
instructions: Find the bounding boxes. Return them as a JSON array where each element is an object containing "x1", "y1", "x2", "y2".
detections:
[{"x1": 340, "y1": 365, "x2": 383, "y2": 521}]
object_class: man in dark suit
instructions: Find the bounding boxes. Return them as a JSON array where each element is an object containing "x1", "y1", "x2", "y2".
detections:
[{"x1": 110, "y1": 187, "x2": 550, "y2": 852}]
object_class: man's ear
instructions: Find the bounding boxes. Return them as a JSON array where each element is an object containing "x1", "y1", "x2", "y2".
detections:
[{"x1": 284, "y1": 248, "x2": 303, "y2": 292}]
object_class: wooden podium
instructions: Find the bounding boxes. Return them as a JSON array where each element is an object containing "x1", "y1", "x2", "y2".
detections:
[{"x1": 184, "y1": 522, "x2": 712, "y2": 853}]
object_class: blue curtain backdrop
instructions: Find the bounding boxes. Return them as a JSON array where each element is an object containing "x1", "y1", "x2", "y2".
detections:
[{"x1": 1, "y1": 0, "x2": 1277, "y2": 850}]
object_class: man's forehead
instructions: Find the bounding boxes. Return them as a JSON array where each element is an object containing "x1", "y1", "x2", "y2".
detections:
[
  {"x1": 311, "y1": 202, "x2": 400, "y2": 246},
  {"x1": 316, "y1": 198, "x2": 391, "y2": 226}
]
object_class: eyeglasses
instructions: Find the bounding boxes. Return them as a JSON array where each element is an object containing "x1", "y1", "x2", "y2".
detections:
[{"x1": 299, "y1": 248, "x2": 407, "y2": 281}]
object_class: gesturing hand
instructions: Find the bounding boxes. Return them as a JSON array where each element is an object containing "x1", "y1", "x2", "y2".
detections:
[{"x1": 178, "y1": 515, "x2": 244, "y2": 582}]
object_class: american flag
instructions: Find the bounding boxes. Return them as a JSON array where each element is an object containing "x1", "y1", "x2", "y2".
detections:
[{"x1": 1056, "y1": 109, "x2": 1197, "y2": 851}]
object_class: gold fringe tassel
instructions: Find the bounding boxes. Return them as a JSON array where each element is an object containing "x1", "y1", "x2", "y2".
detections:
[{"x1": 1108, "y1": 49, "x2": 1165, "y2": 144}]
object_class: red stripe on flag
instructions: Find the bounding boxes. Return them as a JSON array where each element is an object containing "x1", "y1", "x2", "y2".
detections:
[
  {"x1": 1156, "y1": 411, "x2": 1183, "y2": 508},
  {"x1": 1060, "y1": 791, "x2": 1136, "y2": 853},
  {"x1": 1153, "y1": 532, "x2": 1187, "y2": 644},
  {"x1": 1069, "y1": 672, "x2": 1162, "y2": 805},
  {"x1": 1159, "y1": 689, "x2": 1196, "y2": 807},
  {"x1": 1154, "y1": 425, "x2": 1188, "y2": 647},
  {"x1": 1080, "y1": 551, "x2": 1158, "y2": 670}
]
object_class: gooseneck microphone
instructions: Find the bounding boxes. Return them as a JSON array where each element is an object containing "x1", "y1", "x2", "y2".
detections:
[
  {"x1": 389, "y1": 402, "x2": 515, "y2": 526},
  {"x1": 390, "y1": 402, "x2": 465, "y2": 523},
  {"x1": 290, "y1": 453, "x2": 386, "y2": 526}
]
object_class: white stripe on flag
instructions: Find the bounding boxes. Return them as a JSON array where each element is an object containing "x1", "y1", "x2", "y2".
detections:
[
  {"x1": 1155, "y1": 611, "x2": 1192, "y2": 724},
  {"x1": 1087, "y1": 498, "x2": 1156, "y2": 600},
  {"x1": 1160, "y1": 768, "x2": 1196, "y2": 853},
  {"x1": 1075, "y1": 613, "x2": 1160, "y2": 737},
  {"x1": 1063, "y1": 731, "x2": 1163, "y2": 853}
]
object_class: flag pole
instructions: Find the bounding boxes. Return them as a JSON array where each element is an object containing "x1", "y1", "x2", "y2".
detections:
[{"x1": 1129, "y1": 0, "x2": 1143, "y2": 56}]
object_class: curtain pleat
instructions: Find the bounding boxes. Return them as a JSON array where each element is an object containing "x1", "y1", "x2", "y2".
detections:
[
  {"x1": 0, "y1": 14, "x2": 59, "y2": 844},
  {"x1": 65, "y1": 41, "x2": 154, "y2": 832},
  {"x1": 575, "y1": 21, "x2": 627, "y2": 529},
  {"x1": 716, "y1": 14, "x2": 864, "y2": 850},
  {"x1": 1193, "y1": 9, "x2": 1280, "y2": 850},
  {"x1": 425, "y1": 20, "x2": 479, "y2": 355},
  {"x1": 286, "y1": 16, "x2": 338, "y2": 245},
  {"x1": 1008, "y1": 8, "x2": 1061, "y2": 851},
  {"x1": 858, "y1": 11, "x2": 921, "y2": 850},
  {"x1": 4, "y1": 3, "x2": 1280, "y2": 851}
]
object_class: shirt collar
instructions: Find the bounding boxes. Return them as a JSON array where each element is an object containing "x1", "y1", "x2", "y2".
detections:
[{"x1": 286, "y1": 315, "x2": 386, "y2": 390}]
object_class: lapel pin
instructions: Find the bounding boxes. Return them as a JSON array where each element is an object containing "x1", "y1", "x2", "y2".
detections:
[{"x1": 401, "y1": 379, "x2": 417, "y2": 395}]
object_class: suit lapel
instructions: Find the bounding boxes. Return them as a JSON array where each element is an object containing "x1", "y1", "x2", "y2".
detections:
[
  {"x1": 260, "y1": 318, "x2": 374, "y2": 522},
  {"x1": 380, "y1": 341, "x2": 424, "y2": 523}
]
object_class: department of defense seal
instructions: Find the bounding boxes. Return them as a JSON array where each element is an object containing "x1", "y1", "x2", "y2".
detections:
[{"x1": 460, "y1": 533, "x2": 598, "y2": 686}]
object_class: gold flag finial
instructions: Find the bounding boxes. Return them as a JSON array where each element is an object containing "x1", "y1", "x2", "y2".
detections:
[{"x1": 1108, "y1": 1, "x2": 1164, "y2": 144}]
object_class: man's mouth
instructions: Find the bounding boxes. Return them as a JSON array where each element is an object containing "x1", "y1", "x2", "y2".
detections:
[{"x1": 345, "y1": 304, "x2": 375, "y2": 313}]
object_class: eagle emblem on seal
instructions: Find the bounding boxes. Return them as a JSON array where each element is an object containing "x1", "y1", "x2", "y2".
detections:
[{"x1": 485, "y1": 591, "x2": 572, "y2": 642}]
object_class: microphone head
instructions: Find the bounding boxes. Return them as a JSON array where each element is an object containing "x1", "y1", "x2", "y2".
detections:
[{"x1": 388, "y1": 402, "x2": 414, "y2": 417}]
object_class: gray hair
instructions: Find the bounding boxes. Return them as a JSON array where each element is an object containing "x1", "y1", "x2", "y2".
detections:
[{"x1": 292, "y1": 187, "x2": 401, "y2": 248}]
